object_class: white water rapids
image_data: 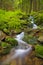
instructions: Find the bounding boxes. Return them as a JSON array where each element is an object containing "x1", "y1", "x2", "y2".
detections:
[
  {"x1": 29, "y1": 16, "x2": 38, "y2": 29},
  {"x1": 2, "y1": 32, "x2": 32, "y2": 65}
]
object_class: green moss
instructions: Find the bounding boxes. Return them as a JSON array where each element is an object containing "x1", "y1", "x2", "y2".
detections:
[
  {"x1": 5, "y1": 36, "x2": 18, "y2": 47},
  {"x1": 35, "y1": 45, "x2": 43, "y2": 58},
  {"x1": 23, "y1": 33, "x2": 37, "y2": 44},
  {"x1": 0, "y1": 9, "x2": 27, "y2": 33},
  {"x1": 0, "y1": 42, "x2": 11, "y2": 55},
  {"x1": 0, "y1": 37, "x2": 18, "y2": 55},
  {"x1": 1, "y1": 42, "x2": 11, "y2": 48}
]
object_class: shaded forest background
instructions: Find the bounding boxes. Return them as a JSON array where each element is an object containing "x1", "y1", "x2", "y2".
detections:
[{"x1": 0, "y1": 0, "x2": 43, "y2": 13}]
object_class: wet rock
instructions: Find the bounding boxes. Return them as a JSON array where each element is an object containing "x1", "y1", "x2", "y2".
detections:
[
  {"x1": 0, "y1": 31, "x2": 6, "y2": 41},
  {"x1": 38, "y1": 36, "x2": 43, "y2": 44}
]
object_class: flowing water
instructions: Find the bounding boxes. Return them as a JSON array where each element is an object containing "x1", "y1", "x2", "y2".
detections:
[
  {"x1": 29, "y1": 16, "x2": 37, "y2": 29},
  {"x1": 1, "y1": 32, "x2": 32, "y2": 65}
]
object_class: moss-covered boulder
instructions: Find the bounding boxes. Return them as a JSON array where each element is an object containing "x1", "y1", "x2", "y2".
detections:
[
  {"x1": 35, "y1": 45, "x2": 43, "y2": 58},
  {"x1": 0, "y1": 42, "x2": 11, "y2": 55},
  {"x1": 5, "y1": 36, "x2": 18, "y2": 47},
  {"x1": 0, "y1": 35, "x2": 18, "y2": 55}
]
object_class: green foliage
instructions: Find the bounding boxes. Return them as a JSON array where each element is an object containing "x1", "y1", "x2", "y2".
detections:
[
  {"x1": 3, "y1": 28, "x2": 10, "y2": 35},
  {"x1": 31, "y1": 11, "x2": 43, "y2": 26},
  {"x1": 1, "y1": 42, "x2": 11, "y2": 48},
  {"x1": 0, "y1": 9, "x2": 27, "y2": 33},
  {"x1": 35, "y1": 45, "x2": 43, "y2": 58},
  {"x1": 0, "y1": 42, "x2": 11, "y2": 55},
  {"x1": 5, "y1": 36, "x2": 18, "y2": 47},
  {"x1": 0, "y1": 36, "x2": 18, "y2": 55},
  {"x1": 23, "y1": 33, "x2": 37, "y2": 44},
  {"x1": 35, "y1": 13, "x2": 43, "y2": 26}
]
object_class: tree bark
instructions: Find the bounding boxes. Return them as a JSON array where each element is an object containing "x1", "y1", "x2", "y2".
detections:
[
  {"x1": 33, "y1": 0, "x2": 37, "y2": 12},
  {"x1": 29, "y1": 0, "x2": 33, "y2": 13}
]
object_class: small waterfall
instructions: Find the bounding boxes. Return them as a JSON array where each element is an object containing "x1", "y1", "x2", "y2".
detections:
[
  {"x1": 16, "y1": 32, "x2": 24, "y2": 40},
  {"x1": 12, "y1": 32, "x2": 32, "y2": 58},
  {"x1": 29, "y1": 16, "x2": 37, "y2": 29}
]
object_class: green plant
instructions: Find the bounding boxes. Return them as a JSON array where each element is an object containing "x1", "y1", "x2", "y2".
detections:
[
  {"x1": 5, "y1": 36, "x2": 18, "y2": 47},
  {"x1": 1, "y1": 42, "x2": 11, "y2": 48},
  {"x1": 23, "y1": 33, "x2": 37, "y2": 44},
  {"x1": 0, "y1": 9, "x2": 27, "y2": 33},
  {"x1": 3, "y1": 28, "x2": 10, "y2": 35},
  {"x1": 35, "y1": 45, "x2": 43, "y2": 58},
  {"x1": 0, "y1": 42, "x2": 11, "y2": 54}
]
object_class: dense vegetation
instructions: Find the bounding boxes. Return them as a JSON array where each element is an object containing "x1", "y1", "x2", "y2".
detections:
[
  {"x1": 0, "y1": 9, "x2": 43, "y2": 57},
  {"x1": 31, "y1": 11, "x2": 43, "y2": 26},
  {"x1": 35, "y1": 45, "x2": 43, "y2": 58},
  {"x1": 0, "y1": 9, "x2": 30, "y2": 34},
  {"x1": 0, "y1": 9, "x2": 43, "y2": 33}
]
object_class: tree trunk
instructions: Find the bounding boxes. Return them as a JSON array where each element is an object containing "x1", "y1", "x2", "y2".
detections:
[
  {"x1": 33, "y1": 0, "x2": 37, "y2": 12},
  {"x1": 38, "y1": 0, "x2": 40, "y2": 11},
  {"x1": 29, "y1": 0, "x2": 33, "y2": 13}
]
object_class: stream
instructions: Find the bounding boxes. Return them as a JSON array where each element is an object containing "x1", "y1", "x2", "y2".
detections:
[{"x1": 1, "y1": 32, "x2": 32, "y2": 65}]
